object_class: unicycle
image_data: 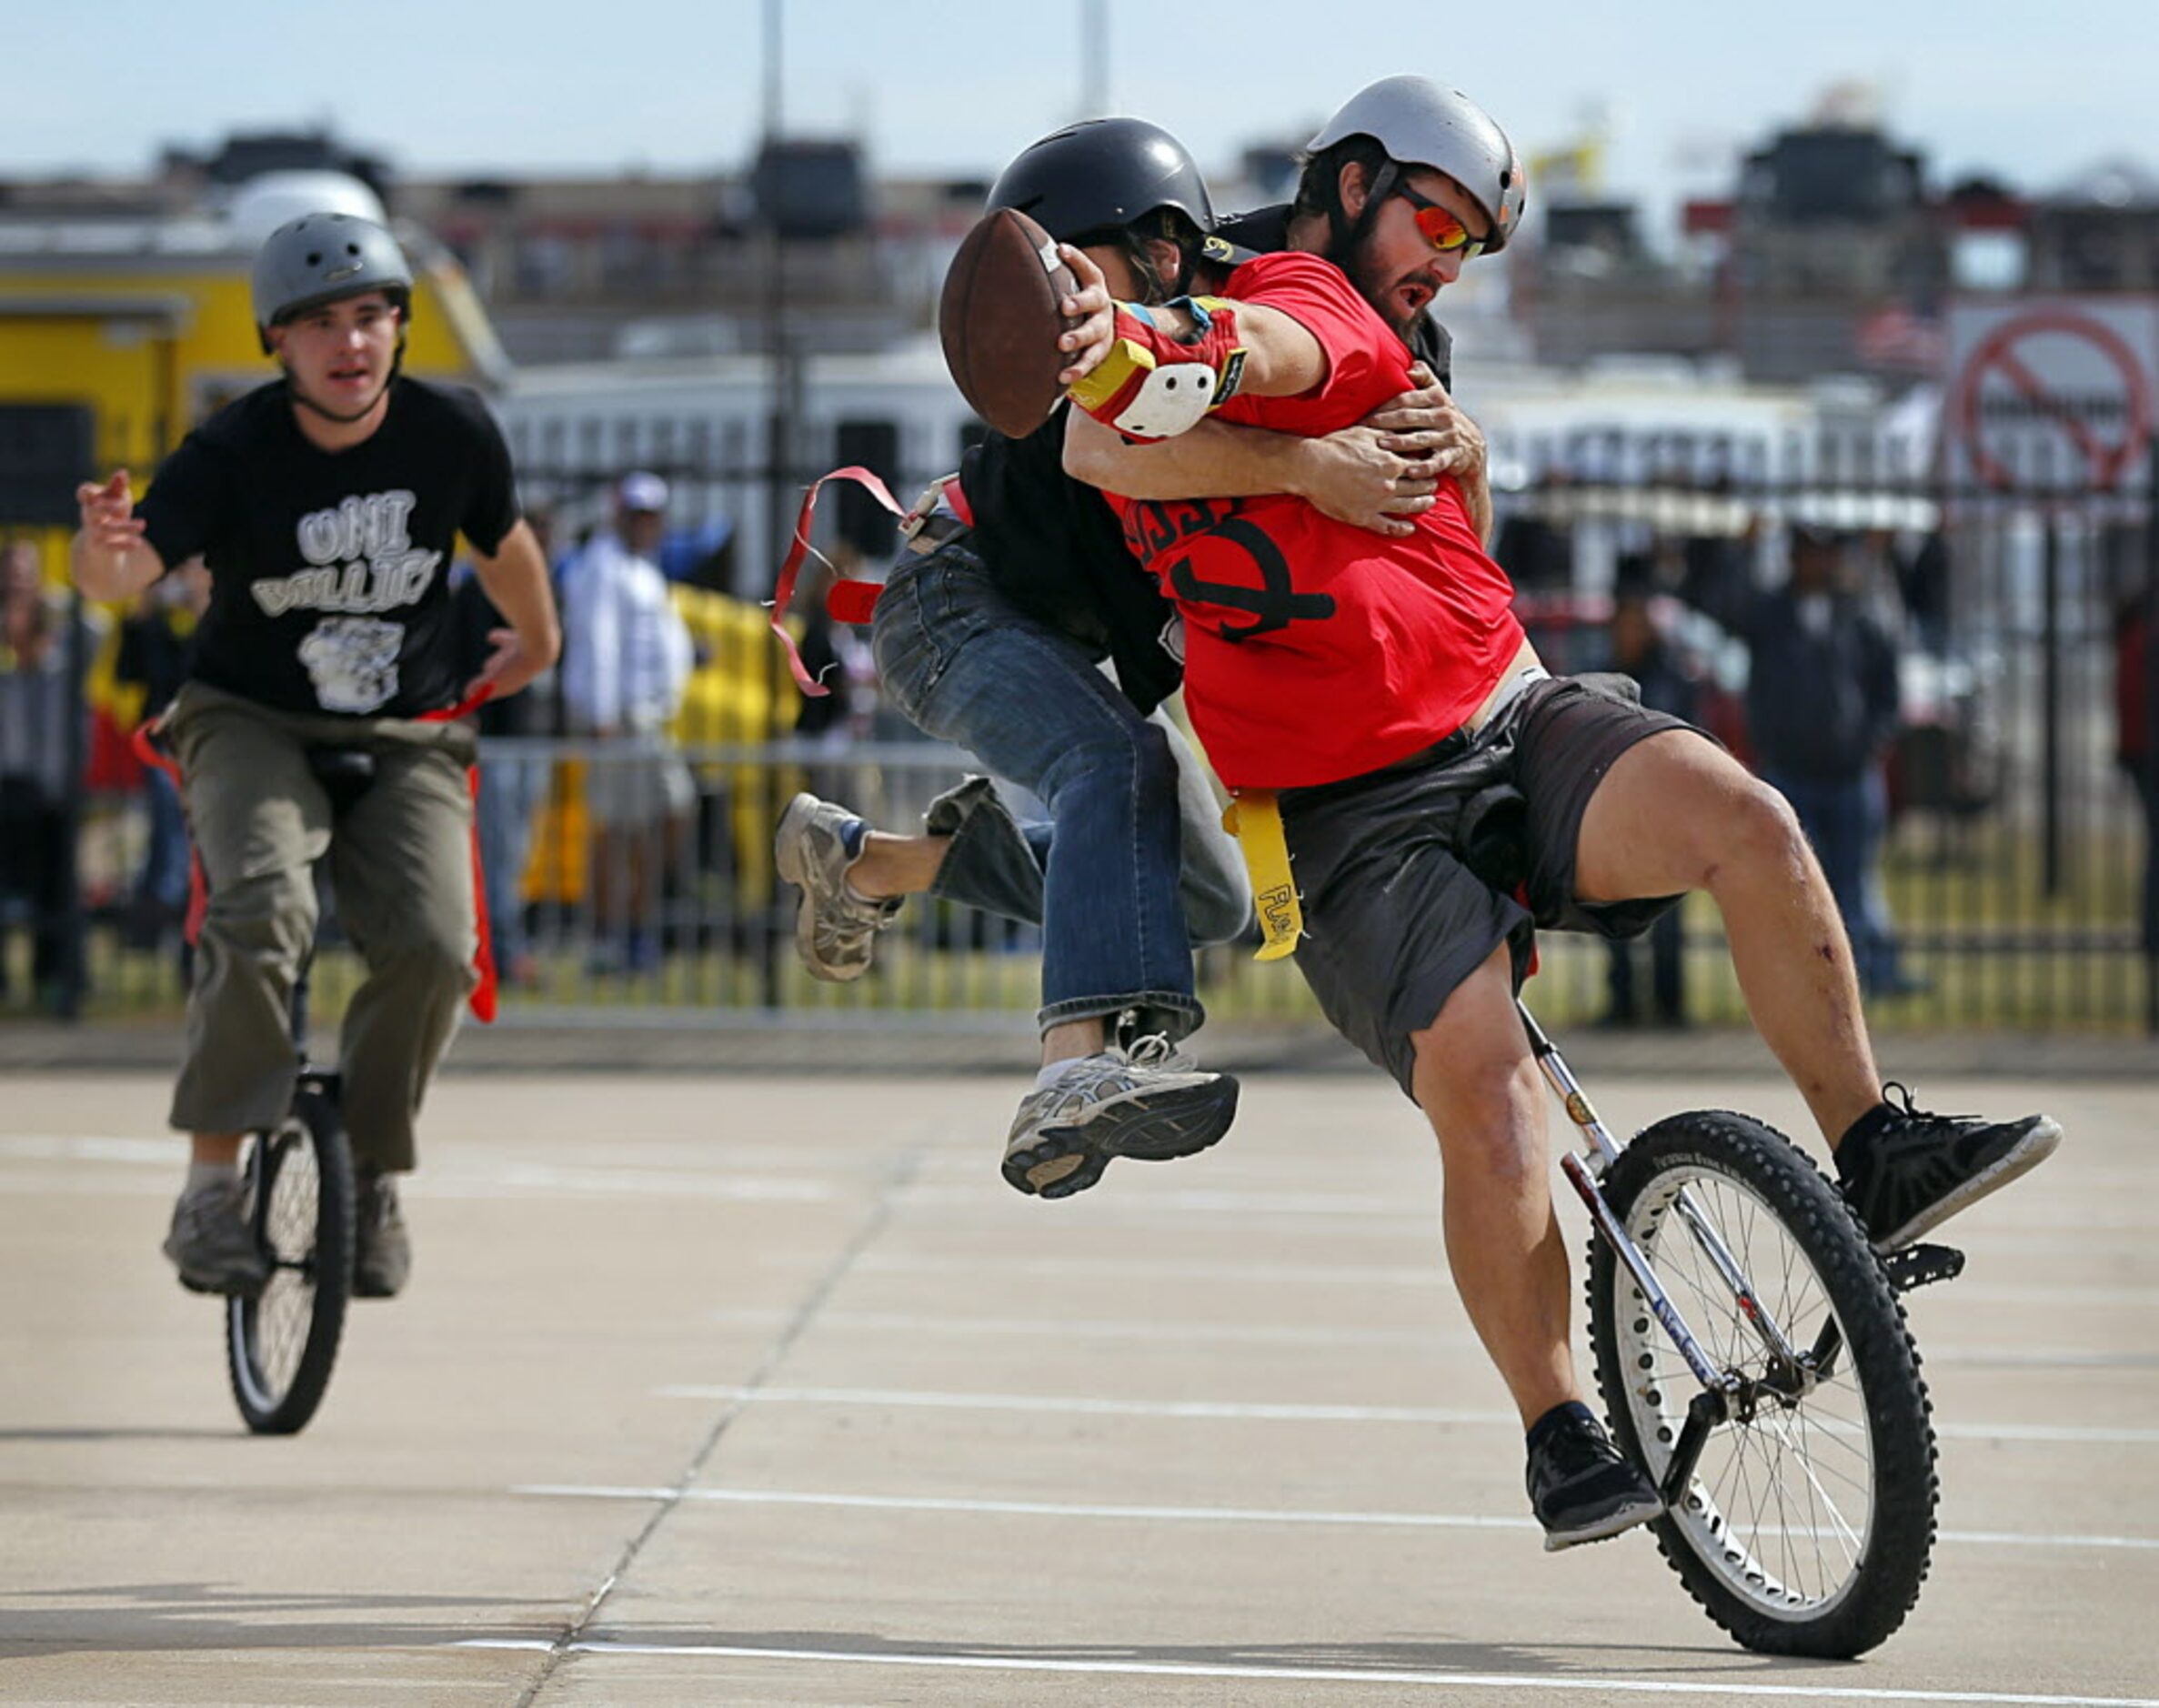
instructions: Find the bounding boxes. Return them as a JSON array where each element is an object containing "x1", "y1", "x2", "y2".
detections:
[
  {"x1": 226, "y1": 1043, "x2": 353, "y2": 1434},
  {"x1": 223, "y1": 744, "x2": 376, "y2": 1435},
  {"x1": 1529, "y1": 1004, "x2": 1960, "y2": 1657}
]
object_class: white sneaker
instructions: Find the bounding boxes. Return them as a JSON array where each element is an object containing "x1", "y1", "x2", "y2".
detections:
[
  {"x1": 775, "y1": 792, "x2": 901, "y2": 982},
  {"x1": 1001, "y1": 1036, "x2": 1240, "y2": 1199}
]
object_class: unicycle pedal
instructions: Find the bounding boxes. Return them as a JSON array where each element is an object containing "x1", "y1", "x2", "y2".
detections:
[{"x1": 1882, "y1": 1242, "x2": 1965, "y2": 1294}]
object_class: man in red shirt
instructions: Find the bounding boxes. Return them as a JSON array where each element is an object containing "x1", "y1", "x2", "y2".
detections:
[{"x1": 1059, "y1": 75, "x2": 2062, "y2": 1552}]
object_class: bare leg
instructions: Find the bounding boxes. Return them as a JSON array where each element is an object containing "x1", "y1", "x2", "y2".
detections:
[
  {"x1": 1040, "y1": 1016, "x2": 1109, "y2": 1069},
  {"x1": 850, "y1": 830, "x2": 951, "y2": 901},
  {"x1": 1574, "y1": 732, "x2": 1880, "y2": 1145},
  {"x1": 191, "y1": 1133, "x2": 244, "y2": 1165},
  {"x1": 1410, "y1": 945, "x2": 1578, "y2": 1428}
]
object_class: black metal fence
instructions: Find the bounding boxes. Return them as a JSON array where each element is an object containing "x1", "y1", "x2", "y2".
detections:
[{"x1": 5, "y1": 431, "x2": 2155, "y2": 1037}]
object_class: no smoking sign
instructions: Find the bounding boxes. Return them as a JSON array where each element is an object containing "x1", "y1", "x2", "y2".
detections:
[{"x1": 1946, "y1": 299, "x2": 2158, "y2": 492}]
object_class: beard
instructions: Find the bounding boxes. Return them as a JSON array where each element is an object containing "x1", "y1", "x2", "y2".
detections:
[{"x1": 1342, "y1": 231, "x2": 1430, "y2": 342}]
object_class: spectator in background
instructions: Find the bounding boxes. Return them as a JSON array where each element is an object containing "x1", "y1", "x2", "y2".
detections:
[
  {"x1": 559, "y1": 473, "x2": 694, "y2": 974},
  {"x1": 115, "y1": 559, "x2": 210, "y2": 949},
  {"x1": 0, "y1": 538, "x2": 98, "y2": 1008},
  {"x1": 2115, "y1": 581, "x2": 2158, "y2": 964},
  {"x1": 1885, "y1": 527, "x2": 1951, "y2": 656},
  {"x1": 1680, "y1": 523, "x2": 1921, "y2": 998},
  {"x1": 456, "y1": 506, "x2": 561, "y2": 988},
  {"x1": 1600, "y1": 555, "x2": 1698, "y2": 1029},
  {"x1": 1491, "y1": 465, "x2": 1575, "y2": 595}
]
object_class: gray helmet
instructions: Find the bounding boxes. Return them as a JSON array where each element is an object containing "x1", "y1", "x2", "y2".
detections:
[
  {"x1": 251, "y1": 212, "x2": 414, "y2": 351},
  {"x1": 1308, "y1": 75, "x2": 1524, "y2": 253}
]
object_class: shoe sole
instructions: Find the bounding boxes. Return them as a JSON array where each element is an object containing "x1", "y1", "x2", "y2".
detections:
[
  {"x1": 775, "y1": 793, "x2": 873, "y2": 985},
  {"x1": 1541, "y1": 1493, "x2": 1666, "y2": 1552},
  {"x1": 1003, "y1": 1077, "x2": 1240, "y2": 1200},
  {"x1": 1873, "y1": 1116, "x2": 2064, "y2": 1252},
  {"x1": 173, "y1": 1265, "x2": 267, "y2": 1299}
]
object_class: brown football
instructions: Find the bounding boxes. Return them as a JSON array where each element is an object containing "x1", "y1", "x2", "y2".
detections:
[{"x1": 939, "y1": 206, "x2": 1080, "y2": 440}]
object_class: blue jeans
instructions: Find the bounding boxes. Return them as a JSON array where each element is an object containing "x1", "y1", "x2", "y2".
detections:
[
  {"x1": 870, "y1": 542, "x2": 1251, "y2": 1043},
  {"x1": 1766, "y1": 766, "x2": 1908, "y2": 994}
]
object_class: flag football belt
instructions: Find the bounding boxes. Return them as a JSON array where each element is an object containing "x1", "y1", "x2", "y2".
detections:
[
  {"x1": 1217, "y1": 668, "x2": 1553, "y2": 965},
  {"x1": 1220, "y1": 790, "x2": 1301, "y2": 961},
  {"x1": 767, "y1": 467, "x2": 979, "y2": 695},
  {"x1": 1066, "y1": 297, "x2": 1248, "y2": 442},
  {"x1": 131, "y1": 686, "x2": 503, "y2": 1022}
]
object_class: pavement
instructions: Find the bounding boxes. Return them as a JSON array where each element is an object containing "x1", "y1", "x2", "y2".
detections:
[
  {"x1": 2, "y1": 1066, "x2": 2154, "y2": 1706},
  {"x1": 7, "y1": 1011, "x2": 2159, "y2": 1080}
]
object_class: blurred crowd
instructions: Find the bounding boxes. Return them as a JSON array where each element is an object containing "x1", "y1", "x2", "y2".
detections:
[
  {"x1": 4, "y1": 477, "x2": 2154, "y2": 1016},
  {"x1": 1495, "y1": 502, "x2": 2156, "y2": 1027}
]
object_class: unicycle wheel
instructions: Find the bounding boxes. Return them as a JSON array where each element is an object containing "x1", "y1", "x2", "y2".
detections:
[
  {"x1": 1586, "y1": 1110, "x2": 1937, "y2": 1657},
  {"x1": 226, "y1": 1084, "x2": 354, "y2": 1434}
]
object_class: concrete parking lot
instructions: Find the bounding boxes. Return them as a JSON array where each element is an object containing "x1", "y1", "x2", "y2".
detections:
[{"x1": 2, "y1": 1065, "x2": 2154, "y2": 1705}]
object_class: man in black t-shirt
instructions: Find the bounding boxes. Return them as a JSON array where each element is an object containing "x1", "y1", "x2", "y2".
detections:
[
  {"x1": 72, "y1": 212, "x2": 560, "y2": 1301},
  {"x1": 776, "y1": 116, "x2": 1484, "y2": 1203}
]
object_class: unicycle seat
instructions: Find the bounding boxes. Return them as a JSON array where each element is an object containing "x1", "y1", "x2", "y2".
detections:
[{"x1": 306, "y1": 746, "x2": 378, "y2": 816}]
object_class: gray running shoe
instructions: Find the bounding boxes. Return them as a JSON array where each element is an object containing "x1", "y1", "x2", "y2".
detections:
[
  {"x1": 1002, "y1": 1035, "x2": 1240, "y2": 1200},
  {"x1": 353, "y1": 1169, "x2": 412, "y2": 1299},
  {"x1": 162, "y1": 1179, "x2": 268, "y2": 1297},
  {"x1": 775, "y1": 792, "x2": 901, "y2": 982}
]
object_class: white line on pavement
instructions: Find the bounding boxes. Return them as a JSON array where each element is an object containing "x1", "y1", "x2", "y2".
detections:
[
  {"x1": 712, "y1": 1305, "x2": 1480, "y2": 1351},
  {"x1": 447, "y1": 1638, "x2": 2159, "y2": 1704},
  {"x1": 652, "y1": 1383, "x2": 2159, "y2": 1444},
  {"x1": 709, "y1": 1306, "x2": 2157, "y2": 1368},
  {"x1": 511, "y1": 1483, "x2": 2159, "y2": 1552},
  {"x1": 848, "y1": 1252, "x2": 2159, "y2": 1306}
]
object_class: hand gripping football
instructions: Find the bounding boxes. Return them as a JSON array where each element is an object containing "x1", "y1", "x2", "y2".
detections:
[{"x1": 939, "y1": 206, "x2": 1080, "y2": 439}]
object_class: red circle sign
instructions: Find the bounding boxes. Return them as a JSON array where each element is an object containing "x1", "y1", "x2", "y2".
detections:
[{"x1": 1951, "y1": 308, "x2": 2154, "y2": 491}]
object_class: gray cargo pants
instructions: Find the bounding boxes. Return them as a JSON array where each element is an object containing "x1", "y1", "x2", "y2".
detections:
[{"x1": 164, "y1": 680, "x2": 478, "y2": 1172}]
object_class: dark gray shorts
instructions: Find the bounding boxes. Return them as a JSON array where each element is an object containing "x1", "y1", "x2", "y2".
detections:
[{"x1": 1281, "y1": 672, "x2": 1709, "y2": 1096}]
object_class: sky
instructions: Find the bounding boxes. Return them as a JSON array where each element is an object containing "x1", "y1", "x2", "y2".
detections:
[{"x1": 5, "y1": 0, "x2": 2153, "y2": 228}]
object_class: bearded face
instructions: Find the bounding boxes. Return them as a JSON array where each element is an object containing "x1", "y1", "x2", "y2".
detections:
[{"x1": 1339, "y1": 169, "x2": 1489, "y2": 339}]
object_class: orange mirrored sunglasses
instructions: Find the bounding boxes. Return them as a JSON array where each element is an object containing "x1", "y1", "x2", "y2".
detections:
[{"x1": 1395, "y1": 182, "x2": 1491, "y2": 260}]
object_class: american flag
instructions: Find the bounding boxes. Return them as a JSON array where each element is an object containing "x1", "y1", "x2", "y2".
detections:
[{"x1": 1857, "y1": 307, "x2": 1948, "y2": 375}]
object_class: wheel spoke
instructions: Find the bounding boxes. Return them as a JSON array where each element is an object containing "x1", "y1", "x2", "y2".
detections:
[{"x1": 1613, "y1": 1155, "x2": 1888, "y2": 1621}]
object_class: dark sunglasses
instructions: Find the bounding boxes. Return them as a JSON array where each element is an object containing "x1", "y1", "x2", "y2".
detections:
[{"x1": 1394, "y1": 182, "x2": 1491, "y2": 259}]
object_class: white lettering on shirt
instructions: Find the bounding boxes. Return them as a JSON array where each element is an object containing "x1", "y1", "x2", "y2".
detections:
[{"x1": 256, "y1": 490, "x2": 438, "y2": 618}]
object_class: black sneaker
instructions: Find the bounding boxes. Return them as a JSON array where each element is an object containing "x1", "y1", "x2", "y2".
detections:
[
  {"x1": 353, "y1": 1170, "x2": 412, "y2": 1299},
  {"x1": 1836, "y1": 1084, "x2": 2062, "y2": 1253},
  {"x1": 1526, "y1": 1406, "x2": 1664, "y2": 1552}
]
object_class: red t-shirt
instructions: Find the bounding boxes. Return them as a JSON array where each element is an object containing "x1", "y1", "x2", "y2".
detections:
[{"x1": 1106, "y1": 252, "x2": 1523, "y2": 789}]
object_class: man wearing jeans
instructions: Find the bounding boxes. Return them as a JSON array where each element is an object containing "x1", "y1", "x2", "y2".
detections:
[{"x1": 778, "y1": 117, "x2": 1471, "y2": 1197}]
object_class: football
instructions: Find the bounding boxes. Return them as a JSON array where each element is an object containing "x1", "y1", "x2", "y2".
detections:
[{"x1": 938, "y1": 206, "x2": 1080, "y2": 440}]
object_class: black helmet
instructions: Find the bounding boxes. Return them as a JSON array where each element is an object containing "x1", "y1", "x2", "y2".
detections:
[
  {"x1": 1307, "y1": 76, "x2": 1524, "y2": 254},
  {"x1": 251, "y1": 212, "x2": 414, "y2": 353},
  {"x1": 987, "y1": 116, "x2": 1214, "y2": 246}
]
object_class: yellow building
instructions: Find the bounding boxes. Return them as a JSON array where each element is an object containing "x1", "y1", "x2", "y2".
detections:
[{"x1": 0, "y1": 220, "x2": 507, "y2": 481}]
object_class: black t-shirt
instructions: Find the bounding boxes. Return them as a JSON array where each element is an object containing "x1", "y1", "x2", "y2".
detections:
[
  {"x1": 959, "y1": 407, "x2": 1184, "y2": 716},
  {"x1": 138, "y1": 377, "x2": 519, "y2": 718}
]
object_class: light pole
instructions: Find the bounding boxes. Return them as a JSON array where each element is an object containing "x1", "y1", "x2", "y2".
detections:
[{"x1": 1080, "y1": 0, "x2": 1109, "y2": 117}]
